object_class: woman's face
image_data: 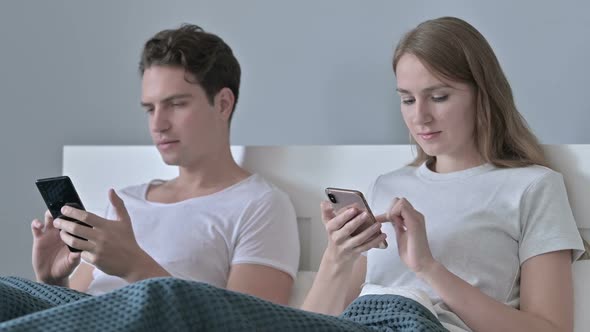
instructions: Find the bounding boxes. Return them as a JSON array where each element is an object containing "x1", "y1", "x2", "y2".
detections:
[{"x1": 396, "y1": 53, "x2": 480, "y2": 166}]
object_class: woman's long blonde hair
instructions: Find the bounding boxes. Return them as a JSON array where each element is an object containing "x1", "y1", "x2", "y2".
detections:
[{"x1": 393, "y1": 17, "x2": 547, "y2": 168}]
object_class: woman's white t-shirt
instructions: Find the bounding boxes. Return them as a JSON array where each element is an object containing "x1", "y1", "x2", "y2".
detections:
[{"x1": 364, "y1": 162, "x2": 584, "y2": 330}]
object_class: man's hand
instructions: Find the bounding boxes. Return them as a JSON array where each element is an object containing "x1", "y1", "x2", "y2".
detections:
[
  {"x1": 32, "y1": 210, "x2": 81, "y2": 286},
  {"x1": 53, "y1": 189, "x2": 154, "y2": 281}
]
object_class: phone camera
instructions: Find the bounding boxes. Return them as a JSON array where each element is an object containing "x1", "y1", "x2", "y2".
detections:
[{"x1": 328, "y1": 193, "x2": 337, "y2": 203}]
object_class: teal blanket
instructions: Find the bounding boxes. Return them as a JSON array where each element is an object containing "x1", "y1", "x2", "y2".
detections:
[{"x1": 0, "y1": 276, "x2": 447, "y2": 331}]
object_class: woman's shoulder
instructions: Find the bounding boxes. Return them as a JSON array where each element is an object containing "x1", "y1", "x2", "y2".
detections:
[{"x1": 494, "y1": 164, "x2": 563, "y2": 185}]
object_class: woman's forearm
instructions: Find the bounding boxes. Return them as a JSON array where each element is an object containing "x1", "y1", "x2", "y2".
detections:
[
  {"x1": 419, "y1": 262, "x2": 565, "y2": 332},
  {"x1": 300, "y1": 254, "x2": 356, "y2": 315}
]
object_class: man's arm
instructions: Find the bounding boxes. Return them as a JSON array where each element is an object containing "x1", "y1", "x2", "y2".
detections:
[
  {"x1": 226, "y1": 264, "x2": 294, "y2": 305},
  {"x1": 69, "y1": 262, "x2": 95, "y2": 292}
]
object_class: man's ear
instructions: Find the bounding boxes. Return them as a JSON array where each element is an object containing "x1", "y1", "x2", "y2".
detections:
[{"x1": 214, "y1": 87, "x2": 235, "y2": 121}]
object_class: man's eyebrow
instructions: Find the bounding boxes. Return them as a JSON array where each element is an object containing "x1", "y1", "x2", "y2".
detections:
[
  {"x1": 396, "y1": 83, "x2": 452, "y2": 94},
  {"x1": 140, "y1": 93, "x2": 193, "y2": 107}
]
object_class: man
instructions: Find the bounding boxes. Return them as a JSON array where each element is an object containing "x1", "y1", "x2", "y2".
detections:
[{"x1": 28, "y1": 24, "x2": 299, "y2": 307}]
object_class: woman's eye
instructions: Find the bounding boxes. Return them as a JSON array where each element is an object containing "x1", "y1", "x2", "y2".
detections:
[
  {"x1": 402, "y1": 98, "x2": 415, "y2": 105},
  {"x1": 432, "y1": 95, "x2": 448, "y2": 102}
]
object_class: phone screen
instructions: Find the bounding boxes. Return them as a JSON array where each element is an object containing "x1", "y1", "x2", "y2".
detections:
[
  {"x1": 35, "y1": 176, "x2": 89, "y2": 252},
  {"x1": 36, "y1": 176, "x2": 86, "y2": 220}
]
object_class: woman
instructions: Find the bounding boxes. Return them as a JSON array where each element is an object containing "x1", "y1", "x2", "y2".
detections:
[
  {"x1": 303, "y1": 16, "x2": 584, "y2": 332},
  {"x1": 0, "y1": 16, "x2": 584, "y2": 332}
]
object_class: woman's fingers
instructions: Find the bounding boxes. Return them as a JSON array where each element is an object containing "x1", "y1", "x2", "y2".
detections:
[
  {"x1": 325, "y1": 207, "x2": 361, "y2": 233},
  {"x1": 353, "y1": 233, "x2": 388, "y2": 254},
  {"x1": 320, "y1": 201, "x2": 336, "y2": 224},
  {"x1": 343, "y1": 220, "x2": 383, "y2": 249},
  {"x1": 331, "y1": 211, "x2": 370, "y2": 244}
]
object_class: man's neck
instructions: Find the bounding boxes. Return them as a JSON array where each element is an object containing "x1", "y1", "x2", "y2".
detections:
[
  {"x1": 148, "y1": 149, "x2": 251, "y2": 203},
  {"x1": 175, "y1": 156, "x2": 250, "y2": 195}
]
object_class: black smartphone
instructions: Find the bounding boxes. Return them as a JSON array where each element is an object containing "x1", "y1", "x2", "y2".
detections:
[
  {"x1": 325, "y1": 187, "x2": 387, "y2": 249},
  {"x1": 35, "y1": 176, "x2": 90, "y2": 252}
]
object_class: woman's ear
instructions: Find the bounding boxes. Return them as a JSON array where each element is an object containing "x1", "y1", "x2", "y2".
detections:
[{"x1": 214, "y1": 87, "x2": 235, "y2": 122}]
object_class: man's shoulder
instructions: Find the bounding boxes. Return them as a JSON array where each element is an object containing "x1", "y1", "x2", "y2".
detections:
[
  {"x1": 229, "y1": 174, "x2": 290, "y2": 205},
  {"x1": 115, "y1": 181, "x2": 156, "y2": 201}
]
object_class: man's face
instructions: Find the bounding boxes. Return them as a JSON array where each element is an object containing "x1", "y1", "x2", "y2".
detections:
[{"x1": 140, "y1": 65, "x2": 228, "y2": 167}]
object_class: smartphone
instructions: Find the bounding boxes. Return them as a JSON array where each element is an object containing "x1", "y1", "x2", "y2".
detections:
[
  {"x1": 35, "y1": 176, "x2": 90, "y2": 252},
  {"x1": 325, "y1": 187, "x2": 387, "y2": 249}
]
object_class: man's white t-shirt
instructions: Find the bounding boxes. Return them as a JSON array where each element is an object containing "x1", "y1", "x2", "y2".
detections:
[
  {"x1": 363, "y1": 162, "x2": 584, "y2": 330},
  {"x1": 86, "y1": 174, "x2": 300, "y2": 295}
]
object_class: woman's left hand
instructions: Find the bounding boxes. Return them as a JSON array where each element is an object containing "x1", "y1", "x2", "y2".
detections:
[{"x1": 386, "y1": 197, "x2": 437, "y2": 275}]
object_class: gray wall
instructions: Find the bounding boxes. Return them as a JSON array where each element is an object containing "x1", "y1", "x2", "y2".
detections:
[{"x1": 1, "y1": 0, "x2": 589, "y2": 278}]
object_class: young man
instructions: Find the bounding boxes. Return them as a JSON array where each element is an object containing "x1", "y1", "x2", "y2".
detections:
[{"x1": 28, "y1": 24, "x2": 299, "y2": 306}]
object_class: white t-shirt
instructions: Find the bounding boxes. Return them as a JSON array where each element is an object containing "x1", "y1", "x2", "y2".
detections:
[
  {"x1": 363, "y1": 162, "x2": 584, "y2": 330},
  {"x1": 86, "y1": 174, "x2": 300, "y2": 295}
]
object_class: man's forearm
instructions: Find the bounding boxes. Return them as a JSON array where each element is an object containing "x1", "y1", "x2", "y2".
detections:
[{"x1": 122, "y1": 251, "x2": 171, "y2": 283}]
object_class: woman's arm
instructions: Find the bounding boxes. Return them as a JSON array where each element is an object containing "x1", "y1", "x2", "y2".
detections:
[
  {"x1": 301, "y1": 202, "x2": 385, "y2": 315},
  {"x1": 420, "y1": 250, "x2": 573, "y2": 332},
  {"x1": 302, "y1": 255, "x2": 367, "y2": 315},
  {"x1": 389, "y1": 197, "x2": 574, "y2": 332}
]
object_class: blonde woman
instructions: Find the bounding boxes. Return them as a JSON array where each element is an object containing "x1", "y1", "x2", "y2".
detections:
[{"x1": 303, "y1": 16, "x2": 584, "y2": 332}]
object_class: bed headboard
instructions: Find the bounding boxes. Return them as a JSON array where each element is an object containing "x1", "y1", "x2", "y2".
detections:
[{"x1": 63, "y1": 145, "x2": 590, "y2": 271}]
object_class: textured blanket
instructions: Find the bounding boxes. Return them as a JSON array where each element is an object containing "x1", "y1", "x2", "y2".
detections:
[{"x1": 0, "y1": 276, "x2": 447, "y2": 331}]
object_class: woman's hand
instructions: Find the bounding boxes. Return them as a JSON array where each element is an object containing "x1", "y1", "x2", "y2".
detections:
[
  {"x1": 321, "y1": 201, "x2": 387, "y2": 269},
  {"x1": 387, "y1": 197, "x2": 437, "y2": 275}
]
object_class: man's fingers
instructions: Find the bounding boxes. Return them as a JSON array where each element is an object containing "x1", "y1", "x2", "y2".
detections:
[
  {"x1": 109, "y1": 189, "x2": 131, "y2": 222},
  {"x1": 60, "y1": 206, "x2": 99, "y2": 227},
  {"x1": 31, "y1": 219, "x2": 43, "y2": 237},
  {"x1": 59, "y1": 231, "x2": 93, "y2": 252},
  {"x1": 54, "y1": 218, "x2": 94, "y2": 241},
  {"x1": 44, "y1": 210, "x2": 55, "y2": 230}
]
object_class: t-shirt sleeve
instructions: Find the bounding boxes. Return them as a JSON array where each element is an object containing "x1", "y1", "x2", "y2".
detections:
[
  {"x1": 231, "y1": 189, "x2": 300, "y2": 279},
  {"x1": 519, "y1": 171, "x2": 585, "y2": 264}
]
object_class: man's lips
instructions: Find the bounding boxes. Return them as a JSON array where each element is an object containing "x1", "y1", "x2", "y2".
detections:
[{"x1": 157, "y1": 140, "x2": 180, "y2": 148}]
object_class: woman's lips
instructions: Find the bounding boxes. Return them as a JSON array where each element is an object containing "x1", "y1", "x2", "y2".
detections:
[{"x1": 417, "y1": 132, "x2": 441, "y2": 140}]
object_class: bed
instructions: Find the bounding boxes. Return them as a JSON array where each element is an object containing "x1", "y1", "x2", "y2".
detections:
[{"x1": 63, "y1": 144, "x2": 590, "y2": 331}]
